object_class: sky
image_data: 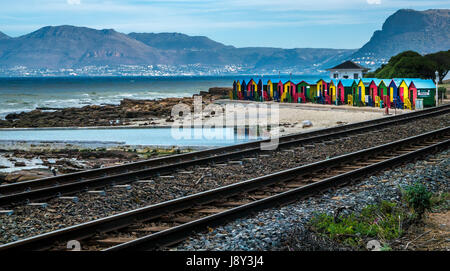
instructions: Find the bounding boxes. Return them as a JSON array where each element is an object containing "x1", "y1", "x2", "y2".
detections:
[{"x1": 0, "y1": 0, "x2": 448, "y2": 49}]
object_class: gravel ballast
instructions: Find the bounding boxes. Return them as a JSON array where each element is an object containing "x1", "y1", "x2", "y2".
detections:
[{"x1": 174, "y1": 150, "x2": 449, "y2": 251}]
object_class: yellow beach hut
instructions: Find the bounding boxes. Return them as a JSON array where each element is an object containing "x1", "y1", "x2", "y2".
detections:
[
  {"x1": 316, "y1": 79, "x2": 328, "y2": 97},
  {"x1": 236, "y1": 80, "x2": 242, "y2": 99},
  {"x1": 263, "y1": 79, "x2": 274, "y2": 100},
  {"x1": 398, "y1": 79, "x2": 409, "y2": 103},
  {"x1": 357, "y1": 79, "x2": 366, "y2": 104},
  {"x1": 329, "y1": 80, "x2": 336, "y2": 103}
]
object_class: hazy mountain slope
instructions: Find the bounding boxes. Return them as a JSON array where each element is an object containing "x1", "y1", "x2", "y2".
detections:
[
  {"x1": 0, "y1": 31, "x2": 10, "y2": 39},
  {"x1": 128, "y1": 32, "x2": 232, "y2": 51},
  {"x1": 0, "y1": 25, "x2": 165, "y2": 68},
  {"x1": 353, "y1": 9, "x2": 450, "y2": 59}
]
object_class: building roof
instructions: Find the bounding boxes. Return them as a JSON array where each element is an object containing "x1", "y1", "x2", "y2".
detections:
[
  {"x1": 411, "y1": 79, "x2": 436, "y2": 89},
  {"x1": 326, "y1": 60, "x2": 369, "y2": 71}
]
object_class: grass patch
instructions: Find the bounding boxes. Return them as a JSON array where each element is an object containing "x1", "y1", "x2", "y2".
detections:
[
  {"x1": 309, "y1": 182, "x2": 439, "y2": 249},
  {"x1": 310, "y1": 201, "x2": 406, "y2": 248},
  {"x1": 430, "y1": 192, "x2": 450, "y2": 212}
]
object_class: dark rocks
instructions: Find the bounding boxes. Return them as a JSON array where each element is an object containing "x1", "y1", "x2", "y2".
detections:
[
  {"x1": 14, "y1": 161, "x2": 26, "y2": 167},
  {"x1": 0, "y1": 94, "x2": 222, "y2": 128},
  {"x1": 207, "y1": 87, "x2": 232, "y2": 96}
]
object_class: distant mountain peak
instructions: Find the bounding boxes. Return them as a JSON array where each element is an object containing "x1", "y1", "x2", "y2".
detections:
[
  {"x1": 0, "y1": 31, "x2": 10, "y2": 39},
  {"x1": 21, "y1": 25, "x2": 123, "y2": 39},
  {"x1": 128, "y1": 32, "x2": 232, "y2": 50},
  {"x1": 352, "y1": 8, "x2": 450, "y2": 64}
]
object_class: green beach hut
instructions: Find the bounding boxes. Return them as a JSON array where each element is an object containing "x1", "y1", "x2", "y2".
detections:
[
  {"x1": 414, "y1": 79, "x2": 436, "y2": 107},
  {"x1": 340, "y1": 79, "x2": 354, "y2": 104}
]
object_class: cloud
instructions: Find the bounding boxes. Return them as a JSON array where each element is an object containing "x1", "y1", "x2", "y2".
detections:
[
  {"x1": 67, "y1": 0, "x2": 81, "y2": 5},
  {"x1": 367, "y1": 0, "x2": 381, "y2": 4}
]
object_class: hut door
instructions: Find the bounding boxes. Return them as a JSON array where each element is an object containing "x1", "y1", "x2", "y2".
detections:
[{"x1": 352, "y1": 87, "x2": 356, "y2": 104}]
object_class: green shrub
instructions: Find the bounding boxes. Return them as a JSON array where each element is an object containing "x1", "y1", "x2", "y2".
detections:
[
  {"x1": 438, "y1": 87, "x2": 447, "y2": 99},
  {"x1": 403, "y1": 182, "x2": 432, "y2": 218}
]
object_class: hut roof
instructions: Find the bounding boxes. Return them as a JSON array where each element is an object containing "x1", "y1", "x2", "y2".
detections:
[
  {"x1": 326, "y1": 60, "x2": 369, "y2": 71},
  {"x1": 361, "y1": 78, "x2": 381, "y2": 85},
  {"x1": 296, "y1": 80, "x2": 311, "y2": 85},
  {"x1": 388, "y1": 79, "x2": 397, "y2": 87},
  {"x1": 412, "y1": 79, "x2": 436, "y2": 89},
  {"x1": 340, "y1": 79, "x2": 355, "y2": 87}
]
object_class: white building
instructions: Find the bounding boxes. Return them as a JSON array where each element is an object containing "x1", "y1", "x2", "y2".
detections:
[{"x1": 326, "y1": 60, "x2": 369, "y2": 80}]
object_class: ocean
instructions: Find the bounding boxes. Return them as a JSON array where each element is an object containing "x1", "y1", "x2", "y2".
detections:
[{"x1": 0, "y1": 75, "x2": 322, "y2": 119}]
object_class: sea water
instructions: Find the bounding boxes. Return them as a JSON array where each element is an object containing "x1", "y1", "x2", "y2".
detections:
[
  {"x1": 0, "y1": 127, "x2": 259, "y2": 147},
  {"x1": 0, "y1": 75, "x2": 321, "y2": 118}
]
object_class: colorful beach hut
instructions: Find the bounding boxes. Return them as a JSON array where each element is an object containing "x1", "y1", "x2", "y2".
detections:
[
  {"x1": 308, "y1": 81, "x2": 317, "y2": 102},
  {"x1": 315, "y1": 79, "x2": 329, "y2": 104},
  {"x1": 263, "y1": 79, "x2": 274, "y2": 101},
  {"x1": 361, "y1": 78, "x2": 379, "y2": 107},
  {"x1": 272, "y1": 79, "x2": 283, "y2": 102},
  {"x1": 408, "y1": 80, "x2": 418, "y2": 109},
  {"x1": 281, "y1": 80, "x2": 296, "y2": 102},
  {"x1": 336, "y1": 80, "x2": 345, "y2": 104},
  {"x1": 231, "y1": 81, "x2": 237, "y2": 100},
  {"x1": 356, "y1": 79, "x2": 366, "y2": 105},
  {"x1": 387, "y1": 80, "x2": 398, "y2": 103},
  {"x1": 257, "y1": 79, "x2": 264, "y2": 101},
  {"x1": 414, "y1": 79, "x2": 436, "y2": 107},
  {"x1": 349, "y1": 80, "x2": 358, "y2": 106},
  {"x1": 396, "y1": 79, "x2": 408, "y2": 103},
  {"x1": 316, "y1": 79, "x2": 328, "y2": 97},
  {"x1": 328, "y1": 80, "x2": 337, "y2": 104},
  {"x1": 295, "y1": 81, "x2": 309, "y2": 103},
  {"x1": 388, "y1": 80, "x2": 403, "y2": 108},
  {"x1": 377, "y1": 80, "x2": 388, "y2": 107},
  {"x1": 340, "y1": 79, "x2": 354, "y2": 104},
  {"x1": 247, "y1": 79, "x2": 258, "y2": 101}
]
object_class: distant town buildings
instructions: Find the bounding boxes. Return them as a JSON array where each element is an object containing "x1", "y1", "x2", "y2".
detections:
[{"x1": 0, "y1": 64, "x2": 248, "y2": 77}]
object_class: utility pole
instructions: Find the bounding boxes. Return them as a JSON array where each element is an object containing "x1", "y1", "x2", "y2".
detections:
[{"x1": 435, "y1": 71, "x2": 439, "y2": 107}]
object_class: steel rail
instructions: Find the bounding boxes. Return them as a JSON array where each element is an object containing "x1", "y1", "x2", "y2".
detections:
[
  {"x1": 0, "y1": 126, "x2": 448, "y2": 251},
  {"x1": 0, "y1": 105, "x2": 449, "y2": 207},
  {"x1": 109, "y1": 135, "x2": 450, "y2": 251}
]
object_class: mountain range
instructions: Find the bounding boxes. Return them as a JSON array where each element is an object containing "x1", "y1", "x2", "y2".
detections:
[
  {"x1": 0, "y1": 8, "x2": 448, "y2": 75},
  {"x1": 0, "y1": 25, "x2": 355, "y2": 73}
]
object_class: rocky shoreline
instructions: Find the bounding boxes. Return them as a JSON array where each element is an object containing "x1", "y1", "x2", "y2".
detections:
[
  {"x1": 0, "y1": 87, "x2": 231, "y2": 128},
  {"x1": 0, "y1": 145, "x2": 194, "y2": 184}
]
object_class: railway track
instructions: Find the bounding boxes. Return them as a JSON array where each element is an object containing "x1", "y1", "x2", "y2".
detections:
[
  {"x1": 1, "y1": 105, "x2": 449, "y2": 207},
  {"x1": 1, "y1": 126, "x2": 448, "y2": 251}
]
